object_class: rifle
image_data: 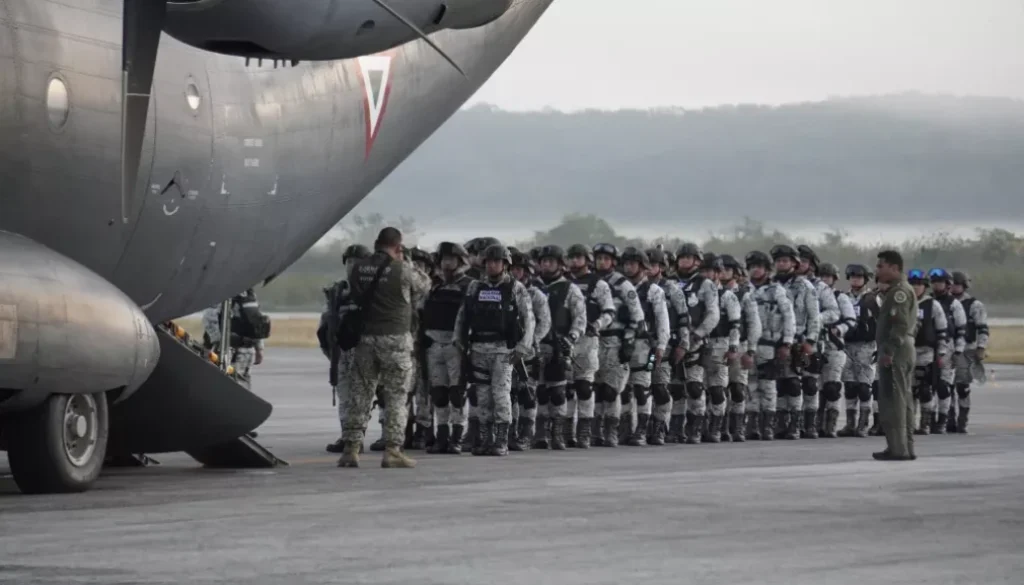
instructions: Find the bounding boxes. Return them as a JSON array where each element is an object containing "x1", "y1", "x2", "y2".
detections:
[{"x1": 324, "y1": 283, "x2": 343, "y2": 402}]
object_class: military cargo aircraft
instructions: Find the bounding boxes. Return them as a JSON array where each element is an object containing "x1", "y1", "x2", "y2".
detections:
[{"x1": 0, "y1": 0, "x2": 551, "y2": 494}]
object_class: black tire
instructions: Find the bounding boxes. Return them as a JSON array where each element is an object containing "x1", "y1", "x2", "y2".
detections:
[{"x1": 7, "y1": 392, "x2": 109, "y2": 494}]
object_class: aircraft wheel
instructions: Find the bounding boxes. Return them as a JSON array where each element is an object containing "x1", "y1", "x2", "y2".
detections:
[{"x1": 7, "y1": 392, "x2": 109, "y2": 494}]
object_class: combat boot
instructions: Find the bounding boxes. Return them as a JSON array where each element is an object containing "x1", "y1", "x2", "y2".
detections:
[
  {"x1": 604, "y1": 417, "x2": 620, "y2": 447},
  {"x1": 465, "y1": 418, "x2": 480, "y2": 451},
  {"x1": 509, "y1": 416, "x2": 519, "y2": 446},
  {"x1": 685, "y1": 414, "x2": 703, "y2": 444},
  {"x1": 802, "y1": 411, "x2": 818, "y2": 439},
  {"x1": 731, "y1": 413, "x2": 747, "y2": 442},
  {"x1": 915, "y1": 412, "x2": 932, "y2": 435},
  {"x1": 667, "y1": 415, "x2": 684, "y2": 443},
  {"x1": 533, "y1": 415, "x2": 550, "y2": 449},
  {"x1": 868, "y1": 413, "x2": 883, "y2": 436},
  {"x1": 381, "y1": 445, "x2": 416, "y2": 468},
  {"x1": 448, "y1": 424, "x2": 465, "y2": 454},
  {"x1": 424, "y1": 425, "x2": 435, "y2": 450},
  {"x1": 326, "y1": 438, "x2": 345, "y2": 454},
  {"x1": 707, "y1": 414, "x2": 723, "y2": 443},
  {"x1": 427, "y1": 425, "x2": 449, "y2": 454},
  {"x1": 576, "y1": 418, "x2": 593, "y2": 449},
  {"x1": 370, "y1": 436, "x2": 386, "y2": 452},
  {"x1": 409, "y1": 425, "x2": 426, "y2": 450},
  {"x1": 946, "y1": 406, "x2": 958, "y2": 433},
  {"x1": 551, "y1": 417, "x2": 567, "y2": 451},
  {"x1": 746, "y1": 412, "x2": 761, "y2": 441},
  {"x1": 337, "y1": 441, "x2": 361, "y2": 468},
  {"x1": 649, "y1": 418, "x2": 666, "y2": 446},
  {"x1": 627, "y1": 414, "x2": 649, "y2": 446},
  {"x1": 489, "y1": 422, "x2": 510, "y2": 456},
  {"x1": 775, "y1": 411, "x2": 789, "y2": 440},
  {"x1": 721, "y1": 415, "x2": 733, "y2": 442},
  {"x1": 761, "y1": 412, "x2": 775, "y2": 441},
  {"x1": 403, "y1": 419, "x2": 415, "y2": 450},
  {"x1": 513, "y1": 417, "x2": 533, "y2": 451},
  {"x1": 856, "y1": 407, "x2": 872, "y2": 438},
  {"x1": 822, "y1": 410, "x2": 839, "y2": 438},
  {"x1": 473, "y1": 422, "x2": 493, "y2": 456},
  {"x1": 956, "y1": 407, "x2": 970, "y2": 434},
  {"x1": 591, "y1": 416, "x2": 605, "y2": 447},
  {"x1": 784, "y1": 410, "x2": 800, "y2": 440},
  {"x1": 933, "y1": 412, "x2": 948, "y2": 435},
  {"x1": 618, "y1": 416, "x2": 632, "y2": 444},
  {"x1": 563, "y1": 416, "x2": 576, "y2": 448},
  {"x1": 838, "y1": 409, "x2": 858, "y2": 437}
]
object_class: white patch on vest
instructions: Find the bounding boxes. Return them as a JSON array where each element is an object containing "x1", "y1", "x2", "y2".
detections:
[
  {"x1": 478, "y1": 289, "x2": 502, "y2": 303},
  {"x1": 917, "y1": 308, "x2": 925, "y2": 319},
  {"x1": 853, "y1": 305, "x2": 861, "y2": 317},
  {"x1": 688, "y1": 295, "x2": 698, "y2": 307},
  {"x1": 0, "y1": 305, "x2": 17, "y2": 360}
]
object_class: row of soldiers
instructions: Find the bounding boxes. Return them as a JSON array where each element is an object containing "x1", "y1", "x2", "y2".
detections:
[{"x1": 319, "y1": 237, "x2": 989, "y2": 461}]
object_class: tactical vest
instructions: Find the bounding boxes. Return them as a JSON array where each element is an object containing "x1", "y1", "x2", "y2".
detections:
[
  {"x1": 846, "y1": 291, "x2": 878, "y2": 343},
  {"x1": 574, "y1": 272, "x2": 603, "y2": 323},
  {"x1": 603, "y1": 271, "x2": 633, "y2": 327},
  {"x1": 423, "y1": 276, "x2": 471, "y2": 332},
  {"x1": 935, "y1": 294, "x2": 958, "y2": 342},
  {"x1": 635, "y1": 281, "x2": 656, "y2": 338},
  {"x1": 352, "y1": 253, "x2": 411, "y2": 336},
  {"x1": 711, "y1": 288, "x2": 736, "y2": 339},
  {"x1": 734, "y1": 285, "x2": 750, "y2": 342},
  {"x1": 915, "y1": 297, "x2": 938, "y2": 347},
  {"x1": 961, "y1": 297, "x2": 980, "y2": 343},
  {"x1": 654, "y1": 279, "x2": 681, "y2": 333},
  {"x1": 544, "y1": 279, "x2": 573, "y2": 337},
  {"x1": 467, "y1": 280, "x2": 521, "y2": 345},
  {"x1": 681, "y1": 274, "x2": 708, "y2": 331}
]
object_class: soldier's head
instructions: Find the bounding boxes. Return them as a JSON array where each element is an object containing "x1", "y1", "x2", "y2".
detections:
[
  {"x1": 797, "y1": 245, "x2": 819, "y2": 276},
  {"x1": 818, "y1": 263, "x2": 839, "y2": 288},
  {"x1": 950, "y1": 271, "x2": 970, "y2": 296},
  {"x1": 675, "y1": 243, "x2": 702, "y2": 274},
  {"x1": 845, "y1": 264, "x2": 871, "y2": 292},
  {"x1": 908, "y1": 269, "x2": 928, "y2": 298},
  {"x1": 620, "y1": 247, "x2": 649, "y2": 280},
  {"x1": 770, "y1": 245, "x2": 799, "y2": 275},
  {"x1": 466, "y1": 237, "x2": 500, "y2": 268},
  {"x1": 437, "y1": 242, "x2": 469, "y2": 274},
  {"x1": 928, "y1": 268, "x2": 951, "y2": 295},
  {"x1": 410, "y1": 247, "x2": 433, "y2": 274},
  {"x1": 645, "y1": 248, "x2": 668, "y2": 279},
  {"x1": 592, "y1": 243, "x2": 619, "y2": 273},
  {"x1": 509, "y1": 250, "x2": 534, "y2": 283},
  {"x1": 566, "y1": 244, "x2": 592, "y2": 274},
  {"x1": 375, "y1": 227, "x2": 404, "y2": 260},
  {"x1": 342, "y1": 244, "x2": 371, "y2": 272},
  {"x1": 701, "y1": 253, "x2": 724, "y2": 282},
  {"x1": 875, "y1": 250, "x2": 904, "y2": 285},
  {"x1": 719, "y1": 254, "x2": 741, "y2": 284},
  {"x1": 537, "y1": 245, "x2": 566, "y2": 279},
  {"x1": 744, "y1": 251, "x2": 772, "y2": 283},
  {"x1": 481, "y1": 244, "x2": 511, "y2": 278}
]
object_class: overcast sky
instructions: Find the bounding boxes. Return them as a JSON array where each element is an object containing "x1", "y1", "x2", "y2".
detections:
[{"x1": 468, "y1": 0, "x2": 1024, "y2": 111}]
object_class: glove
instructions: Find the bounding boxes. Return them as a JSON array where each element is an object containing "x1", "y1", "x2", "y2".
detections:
[
  {"x1": 741, "y1": 352, "x2": 755, "y2": 370},
  {"x1": 558, "y1": 336, "x2": 575, "y2": 357},
  {"x1": 776, "y1": 345, "x2": 791, "y2": 361}
]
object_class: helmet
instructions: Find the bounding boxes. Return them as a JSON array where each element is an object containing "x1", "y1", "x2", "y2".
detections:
[
  {"x1": 467, "y1": 237, "x2": 501, "y2": 255},
  {"x1": 537, "y1": 244, "x2": 566, "y2": 265},
  {"x1": 529, "y1": 246, "x2": 543, "y2": 263},
  {"x1": 907, "y1": 269, "x2": 929, "y2": 285},
  {"x1": 818, "y1": 262, "x2": 839, "y2": 279},
  {"x1": 928, "y1": 268, "x2": 951, "y2": 283},
  {"x1": 675, "y1": 243, "x2": 703, "y2": 263},
  {"x1": 510, "y1": 250, "x2": 533, "y2": 272},
  {"x1": 620, "y1": 246, "x2": 649, "y2": 268},
  {"x1": 342, "y1": 244, "x2": 371, "y2": 263},
  {"x1": 507, "y1": 246, "x2": 521, "y2": 256},
  {"x1": 481, "y1": 244, "x2": 512, "y2": 264},
  {"x1": 566, "y1": 243, "x2": 594, "y2": 264},
  {"x1": 592, "y1": 243, "x2": 620, "y2": 261},
  {"x1": 769, "y1": 244, "x2": 799, "y2": 262},
  {"x1": 410, "y1": 247, "x2": 433, "y2": 267},
  {"x1": 951, "y1": 271, "x2": 970, "y2": 288},
  {"x1": 745, "y1": 250, "x2": 771, "y2": 269},
  {"x1": 797, "y1": 244, "x2": 820, "y2": 268},
  {"x1": 845, "y1": 263, "x2": 871, "y2": 279},
  {"x1": 719, "y1": 254, "x2": 741, "y2": 271},
  {"x1": 702, "y1": 252, "x2": 724, "y2": 272},
  {"x1": 665, "y1": 250, "x2": 676, "y2": 268},
  {"x1": 645, "y1": 247, "x2": 668, "y2": 267},
  {"x1": 437, "y1": 241, "x2": 469, "y2": 264}
]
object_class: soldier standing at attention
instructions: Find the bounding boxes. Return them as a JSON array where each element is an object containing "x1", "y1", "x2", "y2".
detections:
[
  {"x1": 338, "y1": 228, "x2": 432, "y2": 469},
  {"x1": 873, "y1": 250, "x2": 918, "y2": 462}
]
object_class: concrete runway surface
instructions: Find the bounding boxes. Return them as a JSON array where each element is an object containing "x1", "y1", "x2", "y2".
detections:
[{"x1": 2, "y1": 348, "x2": 1023, "y2": 585}]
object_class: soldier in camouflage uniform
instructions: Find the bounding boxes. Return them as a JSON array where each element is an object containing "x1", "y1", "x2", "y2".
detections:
[
  {"x1": 508, "y1": 250, "x2": 553, "y2": 450},
  {"x1": 795, "y1": 245, "x2": 840, "y2": 439},
  {"x1": 338, "y1": 228, "x2": 432, "y2": 469},
  {"x1": 815, "y1": 263, "x2": 857, "y2": 438},
  {"x1": 719, "y1": 254, "x2": 762, "y2": 442},
  {"x1": 907, "y1": 269, "x2": 948, "y2": 436},
  {"x1": 454, "y1": 245, "x2": 535, "y2": 456},
  {"x1": 691, "y1": 253, "x2": 740, "y2": 444},
  {"x1": 644, "y1": 247, "x2": 688, "y2": 445},
  {"x1": 839, "y1": 264, "x2": 879, "y2": 438},
  {"x1": 202, "y1": 288, "x2": 268, "y2": 391},
  {"x1": 566, "y1": 244, "x2": 616, "y2": 448},
  {"x1": 928, "y1": 269, "x2": 966, "y2": 434},
  {"x1": 743, "y1": 251, "x2": 795, "y2": 440},
  {"x1": 950, "y1": 271, "x2": 988, "y2": 433}
]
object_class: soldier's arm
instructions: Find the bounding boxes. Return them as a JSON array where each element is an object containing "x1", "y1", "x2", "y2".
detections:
[
  {"x1": 201, "y1": 306, "x2": 221, "y2": 344},
  {"x1": 804, "y1": 283, "x2": 821, "y2": 344},
  {"x1": 403, "y1": 259, "x2": 432, "y2": 304},
  {"x1": 652, "y1": 286, "x2": 670, "y2": 351},
  {"x1": 623, "y1": 281, "x2": 645, "y2": 332},
  {"x1": 818, "y1": 286, "x2": 840, "y2": 328},
  {"x1": 973, "y1": 300, "x2": 990, "y2": 348},
  {"x1": 532, "y1": 289, "x2": 552, "y2": 346},
  {"x1": 778, "y1": 286, "x2": 796, "y2": 346},
  {"x1": 951, "y1": 300, "x2": 967, "y2": 354},
  {"x1": 693, "y1": 280, "x2": 720, "y2": 338},
  {"x1": 881, "y1": 290, "x2": 914, "y2": 359},
  {"x1": 514, "y1": 282, "x2": 536, "y2": 355},
  {"x1": 668, "y1": 284, "x2": 689, "y2": 347},
  {"x1": 933, "y1": 302, "x2": 949, "y2": 355},
  {"x1": 453, "y1": 282, "x2": 476, "y2": 349},
  {"x1": 744, "y1": 295, "x2": 762, "y2": 353},
  {"x1": 594, "y1": 280, "x2": 616, "y2": 331},
  {"x1": 836, "y1": 294, "x2": 857, "y2": 338},
  {"x1": 725, "y1": 292, "x2": 742, "y2": 349},
  {"x1": 568, "y1": 285, "x2": 588, "y2": 342}
]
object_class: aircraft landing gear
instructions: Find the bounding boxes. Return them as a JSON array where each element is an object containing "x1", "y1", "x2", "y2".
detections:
[{"x1": 6, "y1": 392, "x2": 109, "y2": 494}]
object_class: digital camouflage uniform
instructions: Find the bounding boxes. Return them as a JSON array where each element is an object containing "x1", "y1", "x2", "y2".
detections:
[
  {"x1": 727, "y1": 280, "x2": 762, "y2": 441},
  {"x1": 952, "y1": 289, "x2": 988, "y2": 432},
  {"x1": 201, "y1": 290, "x2": 266, "y2": 391},
  {"x1": 745, "y1": 277, "x2": 795, "y2": 440},
  {"x1": 621, "y1": 275, "x2": 669, "y2": 446},
  {"x1": 670, "y1": 270, "x2": 720, "y2": 443},
  {"x1": 841, "y1": 287, "x2": 878, "y2": 437},
  {"x1": 567, "y1": 271, "x2": 615, "y2": 448},
  {"x1": 774, "y1": 272, "x2": 821, "y2": 440},
  {"x1": 594, "y1": 269, "x2": 645, "y2": 447}
]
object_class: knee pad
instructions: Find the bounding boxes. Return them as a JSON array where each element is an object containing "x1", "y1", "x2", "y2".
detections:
[
  {"x1": 430, "y1": 386, "x2": 450, "y2": 409},
  {"x1": 857, "y1": 382, "x2": 872, "y2": 403},
  {"x1": 686, "y1": 382, "x2": 705, "y2": 401},
  {"x1": 669, "y1": 383, "x2": 686, "y2": 401},
  {"x1": 871, "y1": 380, "x2": 879, "y2": 400},
  {"x1": 448, "y1": 385, "x2": 467, "y2": 409},
  {"x1": 518, "y1": 386, "x2": 537, "y2": 410},
  {"x1": 600, "y1": 383, "x2": 619, "y2": 403},
  {"x1": 955, "y1": 384, "x2": 971, "y2": 400},
  {"x1": 634, "y1": 385, "x2": 651, "y2": 406},
  {"x1": 549, "y1": 385, "x2": 567, "y2": 406},
  {"x1": 708, "y1": 385, "x2": 726, "y2": 405},
  {"x1": 565, "y1": 385, "x2": 576, "y2": 402},
  {"x1": 779, "y1": 378, "x2": 801, "y2": 398},
  {"x1": 756, "y1": 361, "x2": 778, "y2": 381},
  {"x1": 574, "y1": 380, "x2": 594, "y2": 401},
  {"x1": 728, "y1": 382, "x2": 746, "y2": 404},
  {"x1": 843, "y1": 382, "x2": 858, "y2": 401},
  {"x1": 801, "y1": 376, "x2": 818, "y2": 396},
  {"x1": 652, "y1": 383, "x2": 671, "y2": 406},
  {"x1": 467, "y1": 386, "x2": 479, "y2": 407},
  {"x1": 823, "y1": 381, "x2": 842, "y2": 403},
  {"x1": 916, "y1": 382, "x2": 933, "y2": 402},
  {"x1": 543, "y1": 359, "x2": 568, "y2": 384},
  {"x1": 620, "y1": 385, "x2": 633, "y2": 405},
  {"x1": 935, "y1": 380, "x2": 951, "y2": 400},
  {"x1": 536, "y1": 385, "x2": 551, "y2": 406}
]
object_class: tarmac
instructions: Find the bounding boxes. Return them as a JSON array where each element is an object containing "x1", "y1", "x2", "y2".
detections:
[{"x1": 2, "y1": 348, "x2": 1023, "y2": 584}]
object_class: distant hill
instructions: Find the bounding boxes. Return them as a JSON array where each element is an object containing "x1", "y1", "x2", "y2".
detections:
[{"x1": 351, "y1": 93, "x2": 1024, "y2": 227}]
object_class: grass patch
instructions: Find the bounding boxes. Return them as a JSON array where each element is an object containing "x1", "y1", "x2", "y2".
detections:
[{"x1": 174, "y1": 317, "x2": 1024, "y2": 364}]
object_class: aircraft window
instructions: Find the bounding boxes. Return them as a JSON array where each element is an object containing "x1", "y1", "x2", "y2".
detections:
[
  {"x1": 186, "y1": 81, "x2": 202, "y2": 111},
  {"x1": 46, "y1": 76, "x2": 69, "y2": 130}
]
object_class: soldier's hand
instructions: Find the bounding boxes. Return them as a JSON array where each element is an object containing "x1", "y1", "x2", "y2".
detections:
[
  {"x1": 776, "y1": 345, "x2": 790, "y2": 361},
  {"x1": 741, "y1": 352, "x2": 755, "y2": 370},
  {"x1": 880, "y1": 353, "x2": 893, "y2": 367},
  {"x1": 558, "y1": 336, "x2": 575, "y2": 356},
  {"x1": 586, "y1": 323, "x2": 599, "y2": 337},
  {"x1": 673, "y1": 346, "x2": 686, "y2": 365},
  {"x1": 654, "y1": 348, "x2": 664, "y2": 368},
  {"x1": 976, "y1": 347, "x2": 987, "y2": 361},
  {"x1": 254, "y1": 349, "x2": 264, "y2": 365},
  {"x1": 725, "y1": 347, "x2": 739, "y2": 363}
]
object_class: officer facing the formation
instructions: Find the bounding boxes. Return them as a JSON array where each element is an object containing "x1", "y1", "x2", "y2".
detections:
[
  {"x1": 907, "y1": 269, "x2": 949, "y2": 435},
  {"x1": 839, "y1": 264, "x2": 879, "y2": 438},
  {"x1": 795, "y1": 245, "x2": 841, "y2": 439},
  {"x1": 618, "y1": 247, "x2": 670, "y2": 446},
  {"x1": 454, "y1": 244, "x2": 535, "y2": 456},
  {"x1": 874, "y1": 251, "x2": 918, "y2": 461},
  {"x1": 770, "y1": 244, "x2": 821, "y2": 440},
  {"x1": 202, "y1": 287, "x2": 269, "y2": 391},
  {"x1": 523, "y1": 246, "x2": 583, "y2": 451},
  {"x1": 318, "y1": 243, "x2": 371, "y2": 453},
  {"x1": 591, "y1": 244, "x2": 646, "y2": 447},
  {"x1": 565, "y1": 244, "x2": 616, "y2": 448},
  {"x1": 644, "y1": 247, "x2": 689, "y2": 445},
  {"x1": 339, "y1": 227, "x2": 432, "y2": 469},
  {"x1": 719, "y1": 254, "x2": 762, "y2": 442},
  {"x1": 950, "y1": 271, "x2": 988, "y2": 433},
  {"x1": 507, "y1": 251, "x2": 553, "y2": 449},
  {"x1": 927, "y1": 269, "x2": 966, "y2": 434},
  {"x1": 669, "y1": 243, "x2": 720, "y2": 443},
  {"x1": 743, "y1": 251, "x2": 796, "y2": 440},
  {"x1": 814, "y1": 263, "x2": 857, "y2": 437},
  {"x1": 421, "y1": 242, "x2": 475, "y2": 455}
]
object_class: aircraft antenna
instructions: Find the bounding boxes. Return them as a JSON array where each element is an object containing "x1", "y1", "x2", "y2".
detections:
[{"x1": 369, "y1": 0, "x2": 468, "y2": 78}]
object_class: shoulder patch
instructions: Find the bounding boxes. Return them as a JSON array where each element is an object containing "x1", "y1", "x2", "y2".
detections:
[
  {"x1": 628, "y1": 290, "x2": 637, "y2": 300},
  {"x1": 893, "y1": 290, "x2": 908, "y2": 304}
]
